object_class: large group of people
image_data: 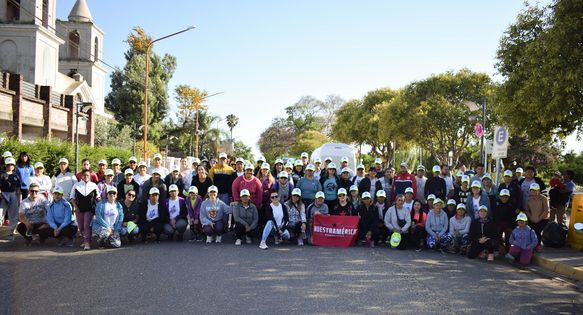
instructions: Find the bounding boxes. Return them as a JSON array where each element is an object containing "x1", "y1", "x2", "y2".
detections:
[{"x1": 0, "y1": 150, "x2": 577, "y2": 266}]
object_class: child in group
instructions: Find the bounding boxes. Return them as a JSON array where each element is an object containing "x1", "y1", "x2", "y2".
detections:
[
  {"x1": 507, "y1": 212, "x2": 538, "y2": 265},
  {"x1": 445, "y1": 199, "x2": 457, "y2": 219}
]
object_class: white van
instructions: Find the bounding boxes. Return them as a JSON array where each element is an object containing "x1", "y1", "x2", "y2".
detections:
[{"x1": 311, "y1": 143, "x2": 357, "y2": 171}]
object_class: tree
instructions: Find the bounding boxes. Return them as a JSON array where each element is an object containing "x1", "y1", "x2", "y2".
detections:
[
  {"x1": 258, "y1": 118, "x2": 296, "y2": 162},
  {"x1": 233, "y1": 140, "x2": 254, "y2": 161},
  {"x1": 495, "y1": 0, "x2": 583, "y2": 139},
  {"x1": 226, "y1": 114, "x2": 239, "y2": 140},
  {"x1": 318, "y1": 95, "x2": 345, "y2": 136},
  {"x1": 105, "y1": 27, "x2": 177, "y2": 143},
  {"x1": 94, "y1": 117, "x2": 134, "y2": 151},
  {"x1": 397, "y1": 69, "x2": 494, "y2": 165},
  {"x1": 285, "y1": 96, "x2": 323, "y2": 134},
  {"x1": 290, "y1": 130, "x2": 329, "y2": 157}
]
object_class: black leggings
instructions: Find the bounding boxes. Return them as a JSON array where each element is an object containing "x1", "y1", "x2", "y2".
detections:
[
  {"x1": 140, "y1": 220, "x2": 164, "y2": 241},
  {"x1": 529, "y1": 220, "x2": 548, "y2": 246},
  {"x1": 409, "y1": 226, "x2": 426, "y2": 248},
  {"x1": 234, "y1": 223, "x2": 260, "y2": 239},
  {"x1": 467, "y1": 240, "x2": 495, "y2": 258}
]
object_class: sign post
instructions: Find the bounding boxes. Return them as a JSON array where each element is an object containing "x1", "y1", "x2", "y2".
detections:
[{"x1": 492, "y1": 126, "x2": 509, "y2": 186}]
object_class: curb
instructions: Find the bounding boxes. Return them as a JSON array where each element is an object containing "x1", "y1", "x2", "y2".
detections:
[
  {"x1": 0, "y1": 226, "x2": 13, "y2": 239},
  {"x1": 532, "y1": 254, "x2": 583, "y2": 282}
]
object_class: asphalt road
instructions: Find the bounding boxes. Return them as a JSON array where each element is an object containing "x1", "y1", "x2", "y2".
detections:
[{"x1": 1, "y1": 234, "x2": 581, "y2": 315}]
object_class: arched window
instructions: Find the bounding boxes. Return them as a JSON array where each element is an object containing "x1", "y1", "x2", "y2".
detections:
[
  {"x1": 69, "y1": 31, "x2": 80, "y2": 59},
  {"x1": 42, "y1": 0, "x2": 49, "y2": 27},
  {"x1": 6, "y1": 0, "x2": 21, "y2": 22},
  {"x1": 94, "y1": 37, "x2": 99, "y2": 61}
]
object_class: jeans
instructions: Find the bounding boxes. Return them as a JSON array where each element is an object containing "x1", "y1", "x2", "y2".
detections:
[
  {"x1": 163, "y1": 218, "x2": 188, "y2": 238},
  {"x1": 0, "y1": 191, "x2": 19, "y2": 231},
  {"x1": 75, "y1": 211, "x2": 93, "y2": 244},
  {"x1": 261, "y1": 220, "x2": 290, "y2": 241}
]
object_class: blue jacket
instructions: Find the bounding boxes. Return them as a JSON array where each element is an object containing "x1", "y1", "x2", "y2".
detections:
[
  {"x1": 16, "y1": 165, "x2": 34, "y2": 190},
  {"x1": 509, "y1": 225, "x2": 538, "y2": 250},
  {"x1": 465, "y1": 191, "x2": 492, "y2": 220},
  {"x1": 47, "y1": 198, "x2": 75, "y2": 230},
  {"x1": 93, "y1": 200, "x2": 124, "y2": 232}
]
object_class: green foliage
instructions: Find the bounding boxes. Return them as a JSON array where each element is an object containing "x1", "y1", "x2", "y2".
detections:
[
  {"x1": 495, "y1": 0, "x2": 583, "y2": 138},
  {"x1": 94, "y1": 117, "x2": 134, "y2": 151},
  {"x1": 290, "y1": 130, "x2": 329, "y2": 157},
  {"x1": 233, "y1": 140, "x2": 254, "y2": 161},
  {"x1": 0, "y1": 137, "x2": 132, "y2": 175},
  {"x1": 285, "y1": 96, "x2": 323, "y2": 134},
  {"x1": 556, "y1": 152, "x2": 583, "y2": 184},
  {"x1": 105, "y1": 29, "x2": 177, "y2": 143},
  {"x1": 258, "y1": 118, "x2": 296, "y2": 162}
]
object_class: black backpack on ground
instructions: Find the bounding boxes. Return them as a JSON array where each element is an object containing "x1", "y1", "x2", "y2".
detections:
[{"x1": 542, "y1": 221, "x2": 568, "y2": 248}]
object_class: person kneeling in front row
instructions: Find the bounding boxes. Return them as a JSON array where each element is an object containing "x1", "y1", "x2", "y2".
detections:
[
  {"x1": 200, "y1": 185, "x2": 230, "y2": 244},
  {"x1": 164, "y1": 184, "x2": 188, "y2": 241},
  {"x1": 468, "y1": 205, "x2": 497, "y2": 262},
  {"x1": 93, "y1": 187, "x2": 124, "y2": 248},
  {"x1": 47, "y1": 186, "x2": 77, "y2": 247},
  {"x1": 259, "y1": 192, "x2": 290, "y2": 249},
  {"x1": 17, "y1": 183, "x2": 51, "y2": 246},
  {"x1": 232, "y1": 189, "x2": 260, "y2": 246},
  {"x1": 384, "y1": 194, "x2": 411, "y2": 250},
  {"x1": 139, "y1": 187, "x2": 167, "y2": 243},
  {"x1": 507, "y1": 212, "x2": 538, "y2": 265}
]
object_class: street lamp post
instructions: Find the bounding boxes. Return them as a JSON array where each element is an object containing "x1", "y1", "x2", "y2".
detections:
[
  {"x1": 463, "y1": 99, "x2": 487, "y2": 164},
  {"x1": 143, "y1": 26, "x2": 195, "y2": 161},
  {"x1": 75, "y1": 102, "x2": 93, "y2": 173}
]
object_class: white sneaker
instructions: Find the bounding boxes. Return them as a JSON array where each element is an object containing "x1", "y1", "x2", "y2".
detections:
[
  {"x1": 235, "y1": 239, "x2": 242, "y2": 246},
  {"x1": 245, "y1": 236, "x2": 252, "y2": 244},
  {"x1": 259, "y1": 240, "x2": 268, "y2": 249},
  {"x1": 215, "y1": 235, "x2": 222, "y2": 243},
  {"x1": 206, "y1": 236, "x2": 212, "y2": 244},
  {"x1": 298, "y1": 238, "x2": 304, "y2": 246}
]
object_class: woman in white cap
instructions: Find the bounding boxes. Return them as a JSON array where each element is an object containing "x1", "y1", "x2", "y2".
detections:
[
  {"x1": 306, "y1": 191, "x2": 329, "y2": 243},
  {"x1": 133, "y1": 161, "x2": 151, "y2": 186},
  {"x1": 70, "y1": 169, "x2": 100, "y2": 250},
  {"x1": 384, "y1": 194, "x2": 411, "y2": 250},
  {"x1": 0, "y1": 157, "x2": 21, "y2": 239},
  {"x1": 508, "y1": 212, "x2": 538, "y2": 265},
  {"x1": 199, "y1": 185, "x2": 230, "y2": 243},
  {"x1": 286, "y1": 188, "x2": 307, "y2": 245},
  {"x1": 257, "y1": 163, "x2": 275, "y2": 226},
  {"x1": 165, "y1": 167, "x2": 186, "y2": 198},
  {"x1": 121, "y1": 156, "x2": 138, "y2": 175},
  {"x1": 403, "y1": 187, "x2": 415, "y2": 212},
  {"x1": 425, "y1": 198, "x2": 449, "y2": 251},
  {"x1": 97, "y1": 169, "x2": 116, "y2": 201},
  {"x1": 116, "y1": 168, "x2": 140, "y2": 201},
  {"x1": 356, "y1": 192, "x2": 378, "y2": 247},
  {"x1": 465, "y1": 180, "x2": 491, "y2": 221},
  {"x1": 96, "y1": 159, "x2": 108, "y2": 182},
  {"x1": 30, "y1": 162, "x2": 53, "y2": 202},
  {"x1": 498, "y1": 170, "x2": 522, "y2": 210},
  {"x1": 448, "y1": 175, "x2": 471, "y2": 205},
  {"x1": 291, "y1": 160, "x2": 304, "y2": 184},
  {"x1": 185, "y1": 186, "x2": 204, "y2": 242},
  {"x1": 296, "y1": 164, "x2": 322, "y2": 208},
  {"x1": 425, "y1": 165, "x2": 447, "y2": 201},
  {"x1": 120, "y1": 188, "x2": 140, "y2": 242},
  {"x1": 313, "y1": 158, "x2": 323, "y2": 180},
  {"x1": 163, "y1": 184, "x2": 188, "y2": 241},
  {"x1": 0, "y1": 151, "x2": 11, "y2": 169},
  {"x1": 148, "y1": 153, "x2": 169, "y2": 178},
  {"x1": 319, "y1": 163, "x2": 340, "y2": 209},
  {"x1": 231, "y1": 163, "x2": 263, "y2": 210},
  {"x1": 232, "y1": 189, "x2": 259, "y2": 246},
  {"x1": 139, "y1": 187, "x2": 167, "y2": 243},
  {"x1": 524, "y1": 183, "x2": 549, "y2": 252},
  {"x1": 47, "y1": 186, "x2": 77, "y2": 246},
  {"x1": 331, "y1": 188, "x2": 356, "y2": 216},
  {"x1": 111, "y1": 158, "x2": 124, "y2": 185},
  {"x1": 468, "y1": 205, "x2": 497, "y2": 261},
  {"x1": 339, "y1": 167, "x2": 353, "y2": 191},
  {"x1": 349, "y1": 185, "x2": 360, "y2": 209},
  {"x1": 191, "y1": 165, "x2": 213, "y2": 200},
  {"x1": 93, "y1": 186, "x2": 124, "y2": 248},
  {"x1": 446, "y1": 203, "x2": 471, "y2": 254},
  {"x1": 51, "y1": 157, "x2": 76, "y2": 199},
  {"x1": 272, "y1": 171, "x2": 294, "y2": 204},
  {"x1": 271, "y1": 159, "x2": 284, "y2": 178},
  {"x1": 259, "y1": 190, "x2": 290, "y2": 249},
  {"x1": 140, "y1": 170, "x2": 167, "y2": 205},
  {"x1": 481, "y1": 174, "x2": 498, "y2": 211},
  {"x1": 375, "y1": 190, "x2": 389, "y2": 243},
  {"x1": 283, "y1": 162, "x2": 294, "y2": 185},
  {"x1": 352, "y1": 164, "x2": 366, "y2": 187}
]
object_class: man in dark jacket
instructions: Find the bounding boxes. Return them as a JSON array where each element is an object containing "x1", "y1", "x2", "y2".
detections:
[
  {"x1": 116, "y1": 169, "x2": 140, "y2": 201},
  {"x1": 425, "y1": 165, "x2": 447, "y2": 200},
  {"x1": 139, "y1": 187, "x2": 169, "y2": 243}
]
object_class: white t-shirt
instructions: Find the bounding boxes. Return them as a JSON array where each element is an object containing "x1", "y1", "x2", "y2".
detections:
[
  {"x1": 403, "y1": 200, "x2": 414, "y2": 212},
  {"x1": 146, "y1": 202, "x2": 159, "y2": 221},
  {"x1": 104, "y1": 202, "x2": 118, "y2": 228},
  {"x1": 369, "y1": 178, "x2": 378, "y2": 197},
  {"x1": 271, "y1": 203, "x2": 284, "y2": 228},
  {"x1": 168, "y1": 198, "x2": 180, "y2": 220},
  {"x1": 134, "y1": 173, "x2": 151, "y2": 186},
  {"x1": 472, "y1": 196, "x2": 481, "y2": 214}
]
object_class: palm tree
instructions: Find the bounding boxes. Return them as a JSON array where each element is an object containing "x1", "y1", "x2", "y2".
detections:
[{"x1": 226, "y1": 114, "x2": 239, "y2": 140}]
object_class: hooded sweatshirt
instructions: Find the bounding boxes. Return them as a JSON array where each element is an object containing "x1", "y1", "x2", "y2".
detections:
[
  {"x1": 199, "y1": 199, "x2": 230, "y2": 225},
  {"x1": 384, "y1": 205, "x2": 412, "y2": 233},
  {"x1": 232, "y1": 202, "x2": 259, "y2": 229},
  {"x1": 425, "y1": 210, "x2": 449, "y2": 237},
  {"x1": 449, "y1": 215, "x2": 471, "y2": 236}
]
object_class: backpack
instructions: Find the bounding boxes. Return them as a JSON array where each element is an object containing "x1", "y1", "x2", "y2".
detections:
[{"x1": 542, "y1": 221, "x2": 568, "y2": 248}]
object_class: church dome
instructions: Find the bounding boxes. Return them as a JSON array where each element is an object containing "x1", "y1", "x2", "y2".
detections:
[{"x1": 68, "y1": 0, "x2": 93, "y2": 23}]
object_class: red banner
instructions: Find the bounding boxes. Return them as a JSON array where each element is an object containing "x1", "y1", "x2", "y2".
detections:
[{"x1": 312, "y1": 215, "x2": 359, "y2": 247}]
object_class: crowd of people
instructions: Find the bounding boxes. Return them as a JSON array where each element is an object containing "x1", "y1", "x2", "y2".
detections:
[{"x1": 0, "y1": 150, "x2": 577, "y2": 266}]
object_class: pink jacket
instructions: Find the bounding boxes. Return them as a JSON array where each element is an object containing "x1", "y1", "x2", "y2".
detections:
[{"x1": 231, "y1": 175, "x2": 263, "y2": 209}]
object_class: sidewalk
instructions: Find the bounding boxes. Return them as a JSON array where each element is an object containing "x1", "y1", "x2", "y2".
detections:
[{"x1": 532, "y1": 246, "x2": 583, "y2": 282}]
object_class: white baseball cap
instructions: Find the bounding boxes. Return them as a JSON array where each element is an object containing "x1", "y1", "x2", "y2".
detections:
[
  {"x1": 257, "y1": 156, "x2": 266, "y2": 162},
  {"x1": 153, "y1": 153, "x2": 162, "y2": 160},
  {"x1": 516, "y1": 167, "x2": 524, "y2": 173},
  {"x1": 240, "y1": 189, "x2": 250, "y2": 197},
  {"x1": 138, "y1": 161, "x2": 147, "y2": 167},
  {"x1": 275, "y1": 159, "x2": 284, "y2": 165},
  {"x1": 482, "y1": 173, "x2": 492, "y2": 181},
  {"x1": 500, "y1": 189, "x2": 510, "y2": 197},
  {"x1": 188, "y1": 186, "x2": 199, "y2": 194},
  {"x1": 192, "y1": 158, "x2": 201, "y2": 164},
  {"x1": 341, "y1": 167, "x2": 350, "y2": 173},
  {"x1": 462, "y1": 175, "x2": 470, "y2": 183},
  {"x1": 341, "y1": 157, "x2": 349, "y2": 163},
  {"x1": 278, "y1": 171, "x2": 288, "y2": 179},
  {"x1": 34, "y1": 162, "x2": 44, "y2": 169},
  {"x1": 58, "y1": 157, "x2": 69, "y2": 164},
  {"x1": 294, "y1": 159, "x2": 303, "y2": 166},
  {"x1": 456, "y1": 203, "x2": 466, "y2": 210},
  {"x1": 305, "y1": 164, "x2": 315, "y2": 171},
  {"x1": 362, "y1": 192, "x2": 372, "y2": 199},
  {"x1": 337, "y1": 188, "x2": 348, "y2": 196},
  {"x1": 236, "y1": 157, "x2": 245, "y2": 163},
  {"x1": 357, "y1": 164, "x2": 365, "y2": 170},
  {"x1": 432, "y1": 165, "x2": 441, "y2": 173},
  {"x1": 105, "y1": 169, "x2": 114, "y2": 176},
  {"x1": 327, "y1": 163, "x2": 337, "y2": 169},
  {"x1": 98, "y1": 159, "x2": 107, "y2": 165},
  {"x1": 52, "y1": 186, "x2": 64, "y2": 195},
  {"x1": 405, "y1": 187, "x2": 414, "y2": 194},
  {"x1": 374, "y1": 158, "x2": 382, "y2": 164},
  {"x1": 168, "y1": 184, "x2": 178, "y2": 192},
  {"x1": 301, "y1": 152, "x2": 309, "y2": 158},
  {"x1": 417, "y1": 165, "x2": 426, "y2": 171},
  {"x1": 261, "y1": 163, "x2": 270, "y2": 170},
  {"x1": 478, "y1": 205, "x2": 488, "y2": 212},
  {"x1": 325, "y1": 157, "x2": 333, "y2": 162},
  {"x1": 208, "y1": 185, "x2": 218, "y2": 193},
  {"x1": 447, "y1": 199, "x2": 456, "y2": 206},
  {"x1": 124, "y1": 168, "x2": 134, "y2": 175},
  {"x1": 350, "y1": 185, "x2": 358, "y2": 192},
  {"x1": 427, "y1": 194, "x2": 436, "y2": 201},
  {"x1": 529, "y1": 183, "x2": 540, "y2": 191},
  {"x1": 315, "y1": 191, "x2": 325, "y2": 199},
  {"x1": 107, "y1": 186, "x2": 118, "y2": 194},
  {"x1": 376, "y1": 190, "x2": 386, "y2": 198},
  {"x1": 244, "y1": 163, "x2": 254, "y2": 170},
  {"x1": 219, "y1": 153, "x2": 228, "y2": 159},
  {"x1": 284, "y1": 163, "x2": 293, "y2": 169},
  {"x1": 149, "y1": 187, "x2": 160, "y2": 195},
  {"x1": 4, "y1": 157, "x2": 15, "y2": 165},
  {"x1": 314, "y1": 158, "x2": 322, "y2": 164},
  {"x1": 292, "y1": 188, "x2": 302, "y2": 196},
  {"x1": 2, "y1": 151, "x2": 12, "y2": 158},
  {"x1": 112, "y1": 158, "x2": 121, "y2": 165},
  {"x1": 400, "y1": 162, "x2": 408, "y2": 168},
  {"x1": 503, "y1": 170, "x2": 513, "y2": 177},
  {"x1": 471, "y1": 180, "x2": 482, "y2": 188},
  {"x1": 128, "y1": 156, "x2": 137, "y2": 162}
]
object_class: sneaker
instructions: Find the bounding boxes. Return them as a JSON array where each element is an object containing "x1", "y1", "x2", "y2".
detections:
[
  {"x1": 535, "y1": 245, "x2": 543, "y2": 253},
  {"x1": 83, "y1": 243, "x2": 91, "y2": 251},
  {"x1": 215, "y1": 235, "x2": 222, "y2": 243},
  {"x1": 487, "y1": 253, "x2": 494, "y2": 262},
  {"x1": 245, "y1": 236, "x2": 252, "y2": 244},
  {"x1": 196, "y1": 235, "x2": 204, "y2": 242},
  {"x1": 415, "y1": 247, "x2": 422, "y2": 252},
  {"x1": 25, "y1": 229, "x2": 33, "y2": 237},
  {"x1": 505, "y1": 253, "x2": 514, "y2": 260},
  {"x1": 235, "y1": 239, "x2": 242, "y2": 246},
  {"x1": 298, "y1": 239, "x2": 304, "y2": 246},
  {"x1": 206, "y1": 236, "x2": 212, "y2": 244},
  {"x1": 259, "y1": 240, "x2": 268, "y2": 250},
  {"x1": 66, "y1": 238, "x2": 75, "y2": 247},
  {"x1": 80, "y1": 242, "x2": 86, "y2": 248}
]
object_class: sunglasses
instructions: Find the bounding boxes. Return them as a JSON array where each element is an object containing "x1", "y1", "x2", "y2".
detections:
[
  {"x1": 127, "y1": 194, "x2": 136, "y2": 197},
  {"x1": 271, "y1": 195, "x2": 279, "y2": 199},
  {"x1": 108, "y1": 192, "x2": 117, "y2": 195},
  {"x1": 29, "y1": 190, "x2": 39, "y2": 194}
]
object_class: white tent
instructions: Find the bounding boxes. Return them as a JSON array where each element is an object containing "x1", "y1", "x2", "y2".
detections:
[{"x1": 311, "y1": 143, "x2": 357, "y2": 171}]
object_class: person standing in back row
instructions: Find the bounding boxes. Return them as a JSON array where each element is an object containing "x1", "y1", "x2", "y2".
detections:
[{"x1": 392, "y1": 162, "x2": 416, "y2": 203}]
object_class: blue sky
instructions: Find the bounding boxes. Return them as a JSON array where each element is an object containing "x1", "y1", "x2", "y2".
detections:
[{"x1": 58, "y1": 0, "x2": 578, "y2": 155}]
